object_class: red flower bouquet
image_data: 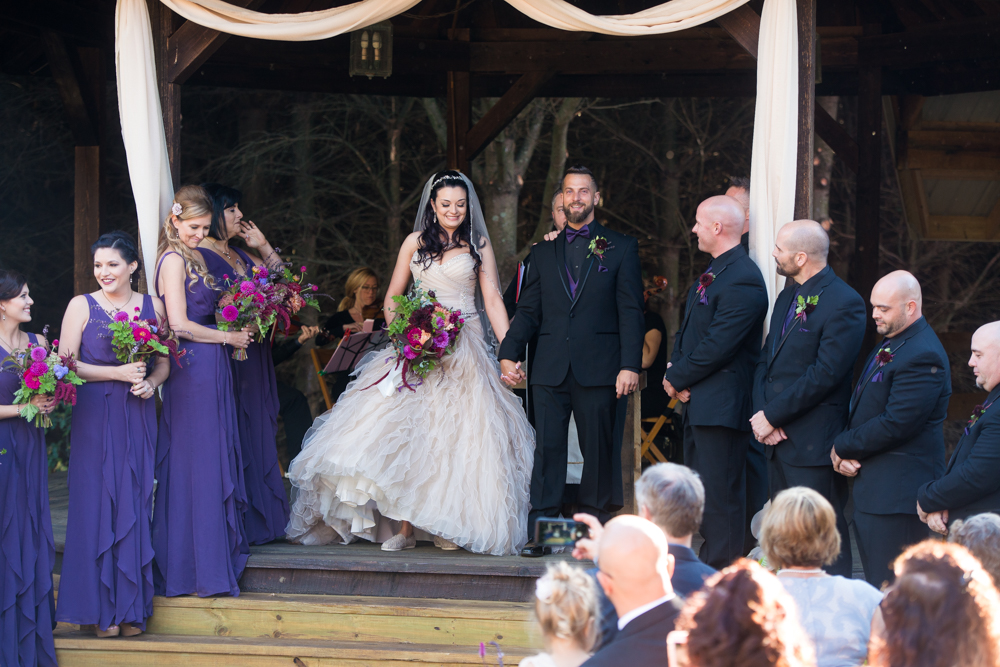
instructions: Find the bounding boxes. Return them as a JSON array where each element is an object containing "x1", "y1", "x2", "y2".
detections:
[
  {"x1": 2, "y1": 341, "x2": 84, "y2": 428},
  {"x1": 107, "y1": 307, "x2": 186, "y2": 367}
]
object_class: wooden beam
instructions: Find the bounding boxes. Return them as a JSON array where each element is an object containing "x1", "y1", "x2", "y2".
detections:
[
  {"x1": 41, "y1": 32, "x2": 100, "y2": 146},
  {"x1": 74, "y1": 147, "x2": 102, "y2": 295},
  {"x1": 795, "y1": 0, "x2": 816, "y2": 219},
  {"x1": 150, "y1": 0, "x2": 181, "y2": 187},
  {"x1": 987, "y1": 197, "x2": 1000, "y2": 240},
  {"x1": 906, "y1": 130, "x2": 1000, "y2": 153},
  {"x1": 903, "y1": 149, "x2": 1000, "y2": 172},
  {"x1": 714, "y1": 5, "x2": 761, "y2": 58},
  {"x1": 897, "y1": 169, "x2": 930, "y2": 237},
  {"x1": 814, "y1": 103, "x2": 858, "y2": 173},
  {"x1": 446, "y1": 71, "x2": 470, "y2": 172},
  {"x1": 465, "y1": 71, "x2": 554, "y2": 162},
  {"x1": 920, "y1": 168, "x2": 1000, "y2": 181},
  {"x1": 860, "y1": 16, "x2": 1000, "y2": 68},
  {"x1": 166, "y1": 0, "x2": 266, "y2": 84}
]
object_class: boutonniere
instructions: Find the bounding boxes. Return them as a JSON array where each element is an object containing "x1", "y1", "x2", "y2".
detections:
[
  {"x1": 588, "y1": 236, "x2": 613, "y2": 273},
  {"x1": 696, "y1": 271, "x2": 715, "y2": 305},
  {"x1": 870, "y1": 346, "x2": 894, "y2": 383},
  {"x1": 794, "y1": 295, "x2": 819, "y2": 323},
  {"x1": 965, "y1": 400, "x2": 995, "y2": 435}
]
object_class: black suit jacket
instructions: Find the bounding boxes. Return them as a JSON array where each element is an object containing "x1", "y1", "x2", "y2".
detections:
[
  {"x1": 665, "y1": 244, "x2": 768, "y2": 431},
  {"x1": 833, "y1": 317, "x2": 950, "y2": 515},
  {"x1": 917, "y1": 386, "x2": 1000, "y2": 522},
  {"x1": 498, "y1": 221, "x2": 645, "y2": 387},
  {"x1": 753, "y1": 267, "x2": 867, "y2": 467},
  {"x1": 582, "y1": 597, "x2": 683, "y2": 667}
]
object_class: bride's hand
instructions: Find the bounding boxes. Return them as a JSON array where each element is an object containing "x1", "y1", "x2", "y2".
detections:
[{"x1": 499, "y1": 360, "x2": 524, "y2": 386}]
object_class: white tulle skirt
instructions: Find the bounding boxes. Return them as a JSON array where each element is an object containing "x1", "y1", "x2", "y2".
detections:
[{"x1": 285, "y1": 317, "x2": 535, "y2": 556}]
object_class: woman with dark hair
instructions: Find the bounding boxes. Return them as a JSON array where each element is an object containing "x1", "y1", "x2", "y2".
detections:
[
  {"x1": 870, "y1": 541, "x2": 1000, "y2": 667},
  {"x1": 198, "y1": 182, "x2": 289, "y2": 545},
  {"x1": 0, "y1": 270, "x2": 57, "y2": 666},
  {"x1": 287, "y1": 170, "x2": 534, "y2": 555},
  {"x1": 153, "y1": 184, "x2": 252, "y2": 598},
  {"x1": 54, "y1": 231, "x2": 170, "y2": 637}
]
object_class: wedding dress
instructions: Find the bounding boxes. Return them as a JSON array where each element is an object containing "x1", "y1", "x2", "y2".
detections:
[{"x1": 286, "y1": 251, "x2": 535, "y2": 556}]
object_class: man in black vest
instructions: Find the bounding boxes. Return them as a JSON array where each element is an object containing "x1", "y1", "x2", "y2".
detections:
[
  {"x1": 832, "y1": 270, "x2": 950, "y2": 587},
  {"x1": 917, "y1": 321, "x2": 1000, "y2": 532},
  {"x1": 500, "y1": 166, "x2": 645, "y2": 555},
  {"x1": 663, "y1": 195, "x2": 768, "y2": 569},
  {"x1": 751, "y1": 220, "x2": 866, "y2": 576}
]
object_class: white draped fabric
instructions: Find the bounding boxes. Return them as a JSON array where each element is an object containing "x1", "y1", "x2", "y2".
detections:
[{"x1": 116, "y1": 0, "x2": 798, "y2": 298}]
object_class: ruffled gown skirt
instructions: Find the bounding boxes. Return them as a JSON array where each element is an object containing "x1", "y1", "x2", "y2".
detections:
[{"x1": 286, "y1": 317, "x2": 534, "y2": 556}]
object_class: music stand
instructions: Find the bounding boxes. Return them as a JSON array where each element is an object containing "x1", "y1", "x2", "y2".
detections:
[{"x1": 323, "y1": 330, "x2": 388, "y2": 374}]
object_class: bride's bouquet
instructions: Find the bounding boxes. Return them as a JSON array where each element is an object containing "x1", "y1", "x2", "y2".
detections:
[
  {"x1": 2, "y1": 341, "x2": 84, "y2": 428},
  {"x1": 368, "y1": 282, "x2": 465, "y2": 394}
]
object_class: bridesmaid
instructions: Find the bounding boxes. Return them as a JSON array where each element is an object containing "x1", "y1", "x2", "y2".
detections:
[
  {"x1": 55, "y1": 231, "x2": 170, "y2": 637},
  {"x1": 152, "y1": 185, "x2": 253, "y2": 597},
  {"x1": 0, "y1": 270, "x2": 57, "y2": 666},
  {"x1": 200, "y1": 183, "x2": 289, "y2": 545}
]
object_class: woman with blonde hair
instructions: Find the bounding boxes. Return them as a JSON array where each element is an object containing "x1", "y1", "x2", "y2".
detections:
[
  {"x1": 152, "y1": 184, "x2": 252, "y2": 598},
  {"x1": 520, "y1": 562, "x2": 598, "y2": 667},
  {"x1": 760, "y1": 487, "x2": 881, "y2": 667}
]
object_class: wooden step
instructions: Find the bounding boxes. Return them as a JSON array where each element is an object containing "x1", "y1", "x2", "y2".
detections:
[
  {"x1": 54, "y1": 630, "x2": 533, "y2": 666},
  {"x1": 143, "y1": 592, "x2": 541, "y2": 647}
]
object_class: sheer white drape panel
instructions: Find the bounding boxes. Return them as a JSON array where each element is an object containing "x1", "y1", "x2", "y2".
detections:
[
  {"x1": 117, "y1": 0, "x2": 175, "y2": 283},
  {"x1": 748, "y1": 0, "x2": 799, "y2": 329},
  {"x1": 116, "y1": 0, "x2": 798, "y2": 301}
]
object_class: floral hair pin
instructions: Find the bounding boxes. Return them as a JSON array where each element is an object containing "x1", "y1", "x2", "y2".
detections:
[
  {"x1": 535, "y1": 577, "x2": 555, "y2": 604},
  {"x1": 171, "y1": 202, "x2": 183, "y2": 216}
]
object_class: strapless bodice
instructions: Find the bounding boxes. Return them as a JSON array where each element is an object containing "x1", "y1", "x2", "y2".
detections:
[{"x1": 410, "y1": 251, "x2": 477, "y2": 317}]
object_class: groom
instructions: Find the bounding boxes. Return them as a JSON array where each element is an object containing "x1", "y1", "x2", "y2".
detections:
[{"x1": 500, "y1": 166, "x2": 645, "y2": 556}]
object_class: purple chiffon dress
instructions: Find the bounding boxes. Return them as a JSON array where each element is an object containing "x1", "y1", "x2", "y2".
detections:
[
  {"x1": 55, "y1": 294, "x2": 157, "y2": 631},
  {"x1": 152, "y1": 253, "x2": 249, "y2": 597},
  {"x1": 200, "y1": 247, "x2": 289, "y2": 545},
  {"x1": 0, "y1": 332, "x2": 57, "y2": 667}
]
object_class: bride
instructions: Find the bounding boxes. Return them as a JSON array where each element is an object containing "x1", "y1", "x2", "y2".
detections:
[{"x1": 286, "y1": 171, "x2": 535, "y2": 556}]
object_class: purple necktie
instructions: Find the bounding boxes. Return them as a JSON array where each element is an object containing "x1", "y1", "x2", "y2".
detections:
[
  {"x1": 566, "y1": 225, "x2": 591, "y2": 244},
  {"x1": 780, "y1": 287, "x2": 801, "y2": 338}
]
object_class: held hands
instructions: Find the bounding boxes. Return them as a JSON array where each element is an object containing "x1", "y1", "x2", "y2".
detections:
[
  {"x1": 830, "y1": 446, "x2": 861, "y2": 477},
  {"x1": 750, "y1": 411, "x2": 785, "y2": 444},
  {"x1": 571, "y1": 513, "x2": 604, "y2": 562},
  {"x1": 117, "y1": 361, "x2": 147, "y2": 385},
  {"x1": 917, "y1": 502, "x2": 949, "y2": 535},
  {"x1": 29, "y1": 394, "x2": 55, "y2": 414},
  {"x1": 131, "y1": 379, "x2": 156, "y2": 399},
  {"x1": 760, "y1": 427, "x2": 787, "y2": 446},
  {"x1": 662, "y1": 363, "x2": 690, "y2": 403},
  {"x1": 616, "y1": 370, "x2": 639, "y2": 398},
  {"x1": 499, "y1": 359, "x2": 525, "y2": 386},
  {"x1": 297, "y1": 325, "x2": 320, "y2": 344}
]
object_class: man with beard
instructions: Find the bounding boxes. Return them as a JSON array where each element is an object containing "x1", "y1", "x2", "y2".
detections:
[
  {"x1": 500, "y1": 166, "x2": 644, "y2": 556},
  {"x1": 663, "y1": 195, "x2": 768, "y2": 569},
  {"x1": 750, "y1": 220, "x2": 866, "y2": 576},
  {"x1": 832, "y1": 271, "x2": 950, "y2": 587}
]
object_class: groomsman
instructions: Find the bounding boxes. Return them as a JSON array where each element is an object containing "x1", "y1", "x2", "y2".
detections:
[
  {"x1": 917, "y1": 321, "x2": 1000, "y2": 532},
  {"x1": 663, "y1": 195, "x2": 768, "y2": 569},
  {"x1": 500, "y1": 166, "x2": 645, "y2": 555},
  {"x1": 751, "y1": 220, "x2": 866, "y2": 576},
  {"x1": 725, "y1": 176, "x2": 751, "y2": 253},
  {"x1": 832, "y1": 271, "x2": 950, "y2": 587}
]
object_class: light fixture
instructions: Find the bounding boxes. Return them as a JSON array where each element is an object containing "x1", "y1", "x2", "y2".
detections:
[{"x1": 350, "y1": 21, "x2": 393, "y2": 79}]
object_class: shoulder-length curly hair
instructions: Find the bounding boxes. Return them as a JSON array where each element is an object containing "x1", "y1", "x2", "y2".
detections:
[
  {"x1": 870, "y1": 540, "x2": 1000, "y2": 667},
  {"x1": 415, "y1": 170, "x2": 482, "y2": 276},
  {"x1": 676, "y1": 559, "x2": 815, "y2": 667}
]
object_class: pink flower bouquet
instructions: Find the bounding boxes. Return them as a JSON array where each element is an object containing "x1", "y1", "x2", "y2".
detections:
[
  {"x1": 107, "y1": 307, "x2": 186, "y2": 367},
  {"x1": 2, "y1": 341, "x2": 84, "y2": 428}
]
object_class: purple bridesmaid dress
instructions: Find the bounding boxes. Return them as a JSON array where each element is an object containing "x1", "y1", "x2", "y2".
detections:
[
  {"x1": 55, "y1": 294, "x2": 157, "y2": 631},
  {"x1": 152, "y1": 253, "x2": 249, "y2": 597},
  {"x1": 0, "y1": 332, "x2": 57, "y2": 667},
  {"x1": 199, "y1": 248, "x2": 289, "y2": 545}
]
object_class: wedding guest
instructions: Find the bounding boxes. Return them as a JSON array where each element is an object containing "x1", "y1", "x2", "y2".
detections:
[
  {"x1": 869, "y1": 541, "x2": 1000, "y2": 667},
  {"x1": 55, "y1": 231, "x2": 170, "y2": 638},
  {"x1": 725, "y1": 176, "x2": 750, "y2": 252},
  {"x1": 641, "y1": 283, "x2": 669, "y2": 421},
  {"x1": 519, "y1": 562, "x2": 598, "y2": 667},
  {"x1": 153, "y1": 184, "x2": 252, "y2": 597},
  {"x1": 582, "y1": 516, "x2": 683, "y2": 667},
  {"x1": 663, "y1": 195, "x2": 769, "y2": 569},
  {"x1": 948, "y1": 513, "x2": 1000, "y2": 587},
  {"x1": 272, "y1": 325, "x2": 319, "y2": 465},
  {"x1": 752, "y1": 220, "x2": 866, "y2": 576},
  {"x1": 917, "y1": 321, "x2": 1000, "y2": 532},
  {"x1": 760, "y1": 487, "x2": 882, "y2": 667},
  {"x1": 315, "y1": 267, "x2": 383, "y2": 404},
  {"x1": 674, "y1": 559, "x2": 815, "y2": 667},
  {"x1": 200, "y1": 182, "x2": 289, "y2": 545},
  {"x1": 0, "y1": 270, "x2": 57, "y2": 667},
  {"x1": 832, "y1": 271, "x2": 950, "y2": 588}
]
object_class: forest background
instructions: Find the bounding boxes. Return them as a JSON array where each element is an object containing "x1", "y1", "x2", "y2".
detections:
[{"x1": 2, "y1": 73, "x2": 998, "y2": 464}]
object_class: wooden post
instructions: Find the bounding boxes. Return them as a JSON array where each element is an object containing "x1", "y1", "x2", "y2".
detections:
[
  {"x1": 620, "y1": 372, "x2": 647, "y2": 515},
  {"x1": 150, "y1": 0, "x2": 181, "y2": 186},
  {"x1": 74, "y1": 147, "x2": 101, "y2": 296},
  {"x1": 854, "y1": 22, "x2": 883, "y2": 359},
  {"x1": 446, "y1": 71, "x2": 471, "y2": 173},
  {"x1": 794, "y1": 0, "x2": 816, "y2": 220}
]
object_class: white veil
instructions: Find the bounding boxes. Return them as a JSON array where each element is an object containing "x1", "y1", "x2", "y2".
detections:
[{"x1": 413, "y1": 171, "x2": 501, "y2": 354}]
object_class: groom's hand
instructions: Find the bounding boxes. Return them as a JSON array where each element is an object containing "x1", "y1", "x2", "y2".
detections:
[
  {"x1": 500, "y1": 359, "x2": 524, "y2": 386},
  {"x1": 616, "y1": 370, "x2": 639, "y2": 398}
]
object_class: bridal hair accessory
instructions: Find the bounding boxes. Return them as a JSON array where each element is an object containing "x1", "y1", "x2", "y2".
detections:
[
  {"x1": 535, "y1": 577, "x2": 556, "y2": 604},
  {"x1": 171, "y1": 202, "x2": 183, "y2": 216}
]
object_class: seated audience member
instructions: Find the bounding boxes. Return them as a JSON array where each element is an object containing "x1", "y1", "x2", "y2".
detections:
[
  {"x1": 641, "y1": 280, "x2": 670, "y2": 421},
  {"x1": 949, "y1": 513, "x2": 1000, "y2": 587},
  {"x1": 917, "y1": 321, "x2": 1000, "y2": 532},
  {"x1": 573, "y1": 463, "x2": 716, "y2": 648},
  {"x1": 761, "y1": 487, "x2": 882, "y2": 667},
  {"x1": 581, "y1": 516, "x2": 683, "y2": 667},
  {"x1": 519, "y1": 562, "x2": 598, "y2": 667},
  {"x1": 869, "y1": 541, "x2": 1000, "y2": 667},
  {"x1": 674, "y1": 560, "x2": 816, "y2": 667}
]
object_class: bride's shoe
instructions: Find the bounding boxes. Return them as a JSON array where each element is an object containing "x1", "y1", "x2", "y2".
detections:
[
  {"x1": 434, "y1": 535, "x2": 460, "y2": 551},
  {"x1": 381, "y1": 533, "x2": 416, "y2": 551}
]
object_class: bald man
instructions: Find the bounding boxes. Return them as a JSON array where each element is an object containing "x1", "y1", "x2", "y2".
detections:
[
  {"x1": 918, "y1": 322, "x2": 1000, "y2": 532},
  {"x1": 663, "y1": 195, "x2": 768, "y2": 569},
  {"x1": 751, "y1": 220, "x2": 866, "y2": 577},
  {"x1": 832, "y1": 270, "x2": 950, "y2": 587},
  {"x1": 584, "y1": 516, "x2": 683, "y2": 667}
]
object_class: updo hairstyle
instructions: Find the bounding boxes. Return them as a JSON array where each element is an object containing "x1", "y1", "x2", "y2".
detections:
[
  {"x1": 92, "y1": 230, "x2": 141, "y2": 275},
  {"x1": 533, "y1": 561, "x2": 598, "y2": 652}
]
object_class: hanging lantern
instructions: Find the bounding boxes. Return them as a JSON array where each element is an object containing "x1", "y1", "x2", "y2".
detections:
[{"x1": 350, "y1": 21, "x2": 393, "y2": 79}]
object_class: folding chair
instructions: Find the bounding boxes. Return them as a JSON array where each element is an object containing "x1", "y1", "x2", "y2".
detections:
[
  {"x1": 310, "y1": 347, "x2": 336, "y2": 411},
  {"x1": 640, "y1": 397, "x2": 679, "y2": 465}
]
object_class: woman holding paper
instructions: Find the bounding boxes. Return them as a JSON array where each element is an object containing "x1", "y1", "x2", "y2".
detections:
[{"x1": 316, "y1": 268, "x2": 384, "y2": 403}]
